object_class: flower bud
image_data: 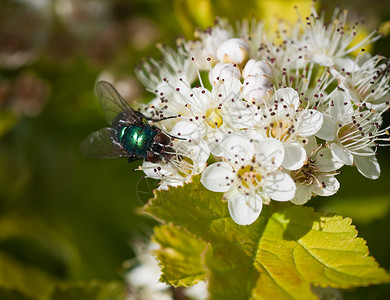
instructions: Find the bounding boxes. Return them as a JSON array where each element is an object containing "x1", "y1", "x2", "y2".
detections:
[
  {"x1": 203, "y1": 28, "x2": 232, "y2": 59},
  {"x1": 241, "y1": 76, "x2": 272, "y2": 104},
  {"x1": 216, "y1": 38, "x2": 250, "y2": 66},
  {"x1": 243, "y1": 59, "x2": 272, "y2": 79},
  {"x1": 209, "y1": 63, "x2": 241, "y2": 85}
]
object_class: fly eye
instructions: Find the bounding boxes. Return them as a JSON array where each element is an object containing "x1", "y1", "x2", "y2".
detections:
[
  {"x1": 154, "y1": 133, "x2": 170, "y2": 145},
  {"x1": 147, "y1": 151, "x2": 160, "y2": 163}
]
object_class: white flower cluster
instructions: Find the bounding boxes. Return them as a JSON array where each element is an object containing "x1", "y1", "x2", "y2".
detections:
[{"x1": 137, "y1": 8, "x2": 390, "y2": 225}]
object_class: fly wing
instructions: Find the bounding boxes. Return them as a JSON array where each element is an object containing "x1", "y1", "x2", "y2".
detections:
[
  {"x1": 80, "y1": 127, "x2": 131, "y2": 159},
  {"x1": 96, "y1": 81, "x2": 142, "y2": 126}
]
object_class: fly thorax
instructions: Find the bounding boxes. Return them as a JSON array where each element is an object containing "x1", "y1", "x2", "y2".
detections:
[{"x1": 118, "y1": 126, "x2": 156, "y2": 157}]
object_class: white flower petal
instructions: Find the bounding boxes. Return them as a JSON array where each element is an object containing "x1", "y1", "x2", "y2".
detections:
[
  {"x1": 315, "y1": 147, "x2": 344, "y2": 172},
  {"x1": 142, "y1": 161, "x2": 173, "y2": 179},
  {"x1": 241, "y1": 76, "x2": 272, "y2": 104},
  {"x1": 329, "y1": 89, "x2": 353, "y2": 120},
  {"x1": 227, "y1": 190, "x2": 262, "y2": 225},
  {"x1": 281, "y1": 143, "x2": 306, "y2": 170},
  {"x1": 296, "y1": 109, "x2": 323, "y2": 137},
  {"x1": 263, "y1": 171, "x2": 296, "y2": 201},
  {"x1": 187, "y1": 40, "x2": 214, "y2": 70},
  {"x1": 211, "y1": 76, "x2": 242, "y2": 97},
  {"x1": 128, "y1": 264, "x2": 168, "y2": 291},
  {"x1": 254, "y1": 138, "x2": 285, "y2": 169},
  {"x1": 216, "y1": 38, "x2": 250, "y2": 65},
  {"x1": 242, "y1": 59, "x2": 272, "y2": 78},
  {"x1": 219, "y1": 133, "x2": 255, "y2": 162},
  {"x1": 354, "y1": 154, "x2": 380, "y2": 180},
  {"x1": 303, "y1": 135, "x2": 319, "y2": 154},
  {"x1": 155, "y1": 78, "x2": 193, "y2": 104},
  {"x1": 158, "y1": 180, "x2": 176, "y2": 190},
  {"x1": 209, "y1": 63, "x2": 240, "y2": 85},
  {"x1": 185, "y1": 140, "x2": 210, "y2": 173},
  {"x1": 200, "y1": 162, "x2": 234, "y2": 192},
  {"x1": 274, "y1": 87, "x2": 299, "y2": 108},
  {"x1": 184, "y1": 281, "x2": 208, "y2": 300},
  {"x1": 206, "y1": 131, "x2": 226, "y2": 156},
  {"x1": 311, "y1": 175, "x2": 340, "y2": 196},
  {"x1": 204, "y1": 27, "x2": 233, "y2": 59},
  {"x1": 311, "y1": 54, "x2": 334, "y2": 66},
  {"x1": 227, "y1": 100, "x2": 261, "y2": 128},
  {"x1": 290, "y1": 183, "x2": 313, "y2": 205},
  {"x1": 330, "y1": 143, "x2": 354, "y2": 165},
  {"x1": 316, "y1": 113, "x2": 337, "y2": 141},
  {"x1": 245, "y1": 129, "x2": 265, "y2": 142},
  {"x1": 335, "y1": 57, "x2": 360, "y2": 73},
  {"x1": 170, "y1": 120, "x2": 203, "y2": 141},
  {"x1": 187, "y1": 87, "x2": 212, "y2": 108},
  {"x1": 159, "y1": 177, "x2": 192, "y2": 190}
]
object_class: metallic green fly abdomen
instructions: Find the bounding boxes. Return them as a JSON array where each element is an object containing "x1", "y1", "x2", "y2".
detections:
[{"x1": 118, "y1": 125, "x2": 157, "y2": 158}]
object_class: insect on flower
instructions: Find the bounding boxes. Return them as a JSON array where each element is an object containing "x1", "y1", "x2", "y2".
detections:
[{"x1": 80, "y1": 81, "x2": 177, "y2": 163}]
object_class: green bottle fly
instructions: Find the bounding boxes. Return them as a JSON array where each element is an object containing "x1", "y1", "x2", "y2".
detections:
[{"x1": 80, "y1": 81, "x2": 176, "y2": 163}]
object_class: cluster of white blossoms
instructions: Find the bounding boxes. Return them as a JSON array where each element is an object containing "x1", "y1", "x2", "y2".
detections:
[{"x1": 136, "y1": 7, "x2": 390, "y2": 225}]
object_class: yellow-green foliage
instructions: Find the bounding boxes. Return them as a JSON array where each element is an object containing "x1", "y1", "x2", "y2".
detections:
[{"x1": 145, "y1": 176, "x2": 390, "y2": 300}]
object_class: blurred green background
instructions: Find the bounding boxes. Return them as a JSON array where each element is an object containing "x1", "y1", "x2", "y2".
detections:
[{"x1": 0, "y1": 0, "x2": 389, "y2": 299}]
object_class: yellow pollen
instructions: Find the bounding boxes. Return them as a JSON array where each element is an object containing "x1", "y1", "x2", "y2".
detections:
[
  {"x1": 268, "y1": 121, "x2": 291, "y2": 140},
  {"x1": 205, "y1": 107, "x2": 223, "y2": 128},
  {"x1": 237, "y1": 165, "x2": 262, "y2": 188}
]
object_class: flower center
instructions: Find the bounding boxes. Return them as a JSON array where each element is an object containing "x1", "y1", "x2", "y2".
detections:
[
  {"x1": 205, "y1": 107, "x2": 223, "y2": 128},
  {"x1": 237, "y1": 165, "x2": 262, "y2": 188},
  {"x1": 290, "y1": 158, "x2": 319, "y2": 186},
  {"x1": 347, "y1": 81, "x2": 369, "y2": 102},
  {"x1": 267, "y1": 120, "x2": 292, "y2": 140},
  {"x1": 177, "y1": 156, "x2": 194, "y2": 177},
  {"x1": 338, "y1": 123, "x2": 358, "y2": 145},
  {"x1": 355, "y1": 86, "x2": 370, "y2": 100}
]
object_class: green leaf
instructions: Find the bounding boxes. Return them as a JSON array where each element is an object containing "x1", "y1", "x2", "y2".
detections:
[
  {"x1": 0, "y1": 251, "x2": 57, "y2": 300},
  {"x1": 0, "y1": 250, "x2": 125, "y2": 300},
  {"x1": 0, "y1": 288, "x2": 36, "y2": 300},
  {"x1": 0, "y1": 214, "x2": 127, "y2": 300},
  {"x1": 153, "y1": 224, "x2": 207, "y2": 286},
  {"x1": 50, "y1": 280, "x2": 126, "y2": 300},
  {"x1": 143, "y1": 176, "x2": 390, "y2": 300},
  {"x1": 0, "y1": 213, "x2": 74, "y2": 278},
  {"x1": 320, "y1": 195, "x2": 390, "y2": 224}
]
